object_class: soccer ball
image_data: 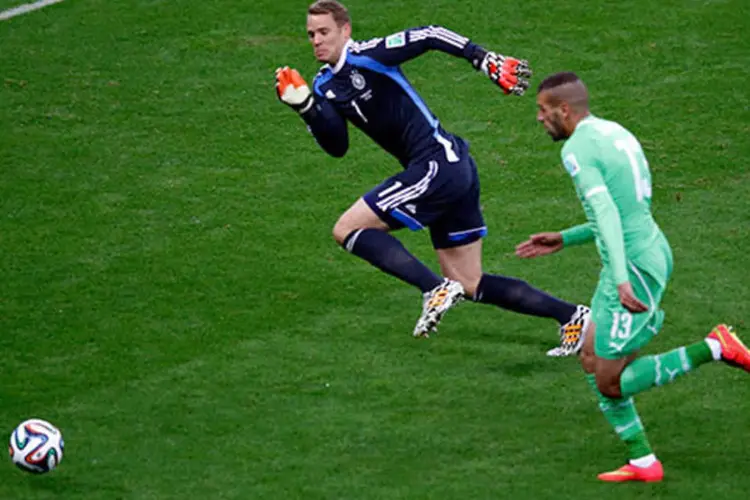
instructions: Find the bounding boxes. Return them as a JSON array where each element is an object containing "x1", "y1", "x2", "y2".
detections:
[{"x1": 8, "y1": 419, "x2": 64, "y2": 474}]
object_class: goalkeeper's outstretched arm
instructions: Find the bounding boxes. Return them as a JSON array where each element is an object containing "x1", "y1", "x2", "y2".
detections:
[{"x1": 352, "y1": 25, "x2": 532, "y2": 96}]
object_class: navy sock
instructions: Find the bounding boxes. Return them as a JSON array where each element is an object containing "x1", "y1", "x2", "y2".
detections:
[
  {"x1": 473, "y1": 274, "x2": 576, "y2": 324},
  {"x1": 343, "y1": 229, "x2": 442, "y2": 293}
]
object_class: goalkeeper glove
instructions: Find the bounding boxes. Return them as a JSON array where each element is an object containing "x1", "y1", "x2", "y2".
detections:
[
  {"x1": 275, "y1": 66, "x2": 314, "y2": 113},
  {"x1": 474, "y1": 52, "x2": 532, "y2": 96}
]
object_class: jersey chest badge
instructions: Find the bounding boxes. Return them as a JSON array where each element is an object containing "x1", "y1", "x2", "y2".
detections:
[{"x1": 350, "y1": 70, "x2": 366, "y2": 90}]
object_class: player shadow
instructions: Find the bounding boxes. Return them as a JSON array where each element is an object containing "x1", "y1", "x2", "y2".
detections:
[
  {"x1": 473, "y1": 326, "x2": 559, "y2": 351},
  {"x1": 486, "y1": 359, "x2": 547, "y2": 377},
  {"x1": 485, "y1": 357, "x2": 569, "y2": 378},
  {"x1": 469, "y1": 327, "x2": 575, "y2": 377}
]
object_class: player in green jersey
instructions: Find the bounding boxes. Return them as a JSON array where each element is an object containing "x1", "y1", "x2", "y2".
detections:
[{"x1": 516, "y1": 71, "x2": 750, "y2": 482}]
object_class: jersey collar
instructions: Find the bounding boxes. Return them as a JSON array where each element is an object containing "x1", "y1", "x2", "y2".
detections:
[
  {"x1": 331, "y1": 39, "x2": 353, "y2": 74},
  {"x1": 576, "y1": 114, "x2": 596, "y2": 130}
]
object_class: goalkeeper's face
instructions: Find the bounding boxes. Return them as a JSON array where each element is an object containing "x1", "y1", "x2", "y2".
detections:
[
  {"x1": 536, "y1": 92, "x2": 569, "y2": 142},
  {"x1": 307, "y1": 14, "x2": 351, "y2": 64}
]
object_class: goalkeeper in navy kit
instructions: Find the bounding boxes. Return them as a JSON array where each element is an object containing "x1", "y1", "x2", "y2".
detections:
[{"x1": 275, "y1": 0, "x2": 590, "y2": 354}]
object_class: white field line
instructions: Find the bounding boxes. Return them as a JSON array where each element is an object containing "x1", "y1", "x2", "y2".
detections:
[{"x1": 0, "y1": 0, "x2": 65, "y2": 21}]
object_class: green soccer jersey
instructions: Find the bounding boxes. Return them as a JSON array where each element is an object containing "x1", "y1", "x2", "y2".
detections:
[{"x1": 559, "y1": 115, "x2": 667, "y2": 285}]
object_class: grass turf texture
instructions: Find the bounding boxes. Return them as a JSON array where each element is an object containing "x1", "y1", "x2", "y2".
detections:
[{"x1": 1, "y1": 0, "x2": 749, "y2": 498}]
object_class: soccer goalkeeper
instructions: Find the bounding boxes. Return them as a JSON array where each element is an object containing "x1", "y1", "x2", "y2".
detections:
[
  {"x1": 518, "y1": 71, "x2": 750, "y2": 481},
  {"x1": 275, "y1": 0, "x2": 590, "y2": 353}
]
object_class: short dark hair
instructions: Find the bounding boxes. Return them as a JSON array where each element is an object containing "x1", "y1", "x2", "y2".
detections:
[
  {"x1": 537, "y1": 72, "x2": 581, "y2": 93},
  {"x1": 308, "y1": 0, "x2": 350, "y2": 26}
]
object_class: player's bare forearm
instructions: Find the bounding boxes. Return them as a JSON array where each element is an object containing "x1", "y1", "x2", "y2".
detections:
[{"x1": 515, "y1": 232, "x2": 564, "y2": 258}]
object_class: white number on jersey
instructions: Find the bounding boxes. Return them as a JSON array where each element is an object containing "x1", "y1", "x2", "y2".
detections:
[{"x1": 614, "y1": 136, "x2": 652, "y2": 202}]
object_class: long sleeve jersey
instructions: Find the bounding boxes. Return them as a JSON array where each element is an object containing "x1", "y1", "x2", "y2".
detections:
[
  {"x1": 299, "y1": 26, "x2": 487, "y2": 167},
  {"x1": 559, "y1": 115, "x2": 668, "y2": 285}
]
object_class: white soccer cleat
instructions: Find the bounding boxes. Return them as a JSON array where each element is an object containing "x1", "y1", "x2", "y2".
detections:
[
  {"x1": 545, "y1": 346, "x2": 567, "y2": 357},
  {"x1": 413, "y1": 279, "x2": 465, "y2": 338},
  {"x1": 547, "y1": 304, "x2": 591, "y2": 357}
]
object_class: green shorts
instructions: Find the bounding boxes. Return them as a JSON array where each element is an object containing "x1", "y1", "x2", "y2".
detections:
[{"x1": 592, "y1": 263, "x2": 669, "y2": 360}]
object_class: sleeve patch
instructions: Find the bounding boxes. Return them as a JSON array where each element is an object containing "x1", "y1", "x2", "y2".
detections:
[
  {"x1": 563, "y1": 153, "x2": 581, "y2": 177},
  {"x1": 385, "y1": 32, "x2": 406, "y2": 49}
]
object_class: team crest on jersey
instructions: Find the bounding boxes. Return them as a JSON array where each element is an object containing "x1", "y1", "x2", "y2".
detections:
[
  {"x1": 385, "y1": 32, "x2": 406, "y2": 49},
  {"x1": 350, "y1": 70, "x2": 366, "y2": 90}
]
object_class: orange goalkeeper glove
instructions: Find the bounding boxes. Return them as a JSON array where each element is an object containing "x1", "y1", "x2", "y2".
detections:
[
  {"x1": 275, "y1": 66, "x2": 314, "y2": 113},
  {"x1": 478, "y1": 52, "x2": 532, "y2": 96}
]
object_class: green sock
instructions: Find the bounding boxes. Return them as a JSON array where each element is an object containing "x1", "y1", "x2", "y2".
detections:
[
  {"x1": 620, "y1": 341, "x2": 714, "y2": 398},
  {"x1": 585, "y1": 374, "x2": 653, "y2": 460},
  {"x1": 686, "y1": 340, "x2": 715, "y2": 366}
]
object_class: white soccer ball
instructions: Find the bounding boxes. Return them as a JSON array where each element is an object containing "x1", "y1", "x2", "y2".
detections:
[{"x1": 8, "y1": 419, "x2": 64, "y2": 474}]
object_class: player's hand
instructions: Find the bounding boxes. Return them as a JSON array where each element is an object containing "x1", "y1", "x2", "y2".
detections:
[
  {"x1": 275, "y1": 66, "x2": 313, "y2": 113},
  {"x1": 515, "y1": 232, "x2": 563, "y2": 258},
  {"x1": 479, "y1": 52, "x2": 532, "y2": 96},
  {"x1": 617, "y1": 282, "x2": 649, "y2": 313}
]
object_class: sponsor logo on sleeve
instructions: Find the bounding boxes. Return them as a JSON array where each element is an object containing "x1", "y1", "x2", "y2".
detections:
[
  {"x1": 385, "y1": 32, "x2": 406, "y2": 49},
  {"x1": 563, "y1": 153, "x2": 581, "y2": 177}
]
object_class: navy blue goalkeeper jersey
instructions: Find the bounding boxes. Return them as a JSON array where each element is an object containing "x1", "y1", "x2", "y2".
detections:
[{"x1": 301, "y1": 26, "x2": 487, "y2": 167}]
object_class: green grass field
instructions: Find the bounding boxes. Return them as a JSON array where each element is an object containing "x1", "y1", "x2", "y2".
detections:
[{"x1": 2, "y1": 0, "x2": 749, "y2": 498}]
